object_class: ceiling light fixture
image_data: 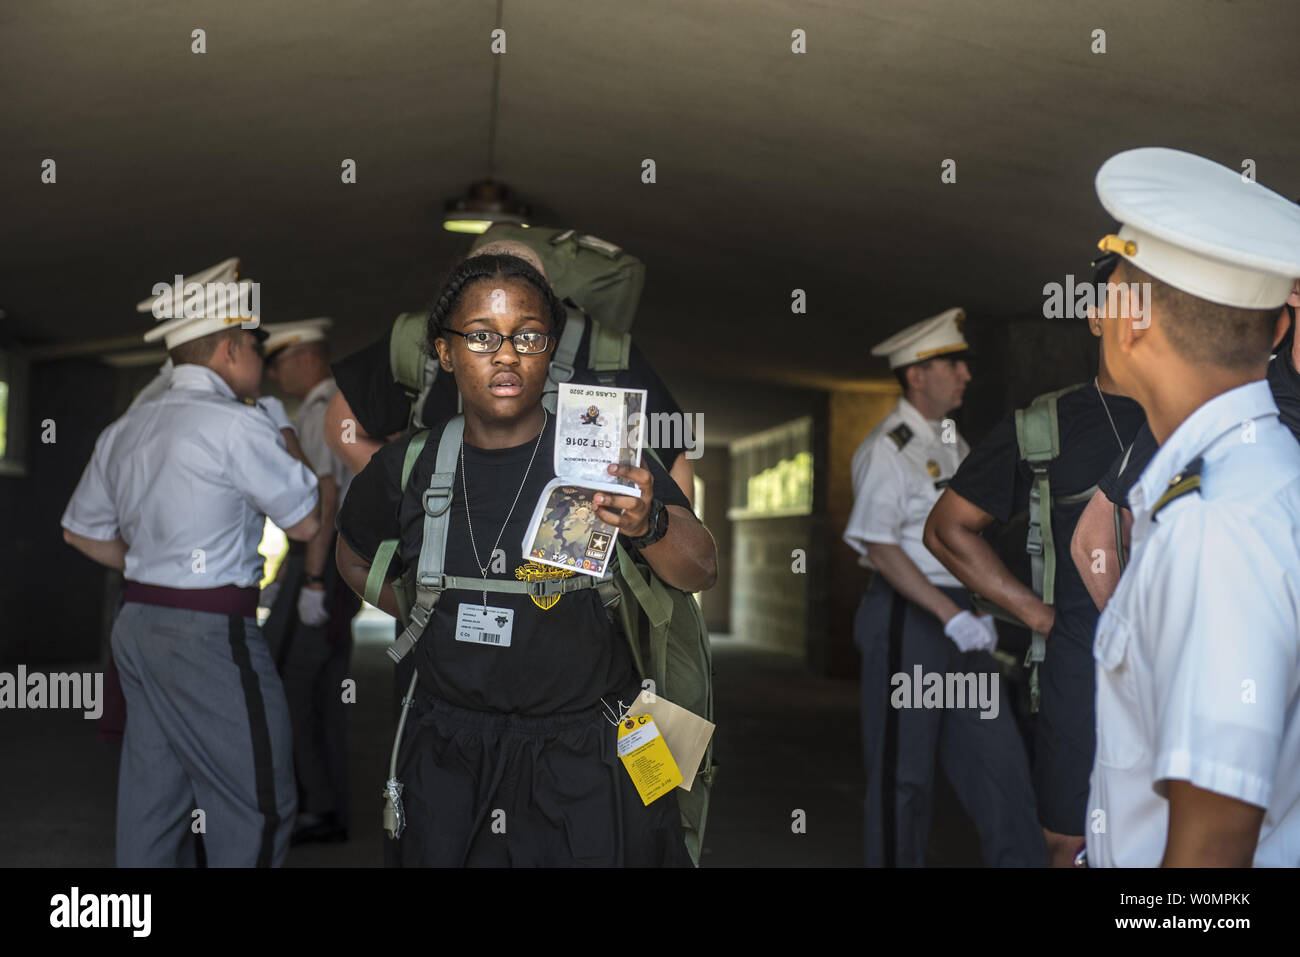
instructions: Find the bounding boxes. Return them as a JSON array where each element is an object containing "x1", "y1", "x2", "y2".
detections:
[
  {"x1": 443, "y1": 1, "x2": 529, "y2": 234},
  {"x1": 443, "y1": 180, "x2": 529, "y2": 234}
]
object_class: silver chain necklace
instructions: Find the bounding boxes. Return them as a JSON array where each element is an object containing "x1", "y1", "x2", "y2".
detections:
[
  {"x1": 1094, "y1": 377, "x2": 1124, "y2": 452},
  {"x1": 460, "y1": 409, "x2": 548, "y2": 607}
]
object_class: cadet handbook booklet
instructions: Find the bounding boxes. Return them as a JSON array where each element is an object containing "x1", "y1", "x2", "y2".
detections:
[{"x1": 522, "y1": 383, "x2": 648, "y2": 578}]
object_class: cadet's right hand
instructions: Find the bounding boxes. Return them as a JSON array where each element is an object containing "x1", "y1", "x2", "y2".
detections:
[{"x1": 943, "y1": 610, "x2": 998, "y2": 653}]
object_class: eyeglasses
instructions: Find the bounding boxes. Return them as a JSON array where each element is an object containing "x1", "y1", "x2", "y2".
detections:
[{"x1": 441, "y1": 328, "x2": 553, "y2": 355}]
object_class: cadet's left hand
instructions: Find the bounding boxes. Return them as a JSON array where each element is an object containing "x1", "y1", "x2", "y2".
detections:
[
  {"x1": 297, "y1": 586, "x2": 330, "y2": 627},
  {"x1": 256, "y1": 396, "x2": 294, "y2": 433},
  {"x1": 593, "y1": 463, "x2": 655, "y2": 538}
]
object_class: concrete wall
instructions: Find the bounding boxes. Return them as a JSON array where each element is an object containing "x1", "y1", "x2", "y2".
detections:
[{"x1": 730, "y1": 515, "x2": 811, "y2": 654}]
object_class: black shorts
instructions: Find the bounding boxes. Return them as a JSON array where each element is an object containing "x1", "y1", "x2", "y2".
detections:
[
  {"x1": 396, "y1": 680, "x2": 692, "y2": 867},
  {"x1": 1032, "y1": 633, "x2": 1097, "y2": 836}
]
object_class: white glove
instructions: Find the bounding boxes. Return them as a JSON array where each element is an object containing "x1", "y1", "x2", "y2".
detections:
[
  {"x1": 256, "y1": 396, "x2": 294, "y2": 433},
  {"x1": 259, "y1": 580, "x2": 281, "y2": 610},
  {"x1": 297, "y1": 586, "x2": 330, "y2": 627},
  {"x1": 944, "y1": 610, "x2": 998, "y2": 654}
]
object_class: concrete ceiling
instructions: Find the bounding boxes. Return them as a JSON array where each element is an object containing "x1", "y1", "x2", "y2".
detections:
[{"x1": 2, "y1": 0, "x2": 1298, "y2": 441}]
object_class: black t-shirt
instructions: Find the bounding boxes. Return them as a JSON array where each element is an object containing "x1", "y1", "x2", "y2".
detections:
[
  {"x1": 337, "y1": 414, "x2": 692, "y2": 715},
  {"x1": 1101, "y1": 336, "x2": 1300, "y2": 508},
  {"x1": 332, "y1": 317, "x2": 690, "y2": 466},
  {"x1": 1097, "y1": 421, "x2": 1158, "y2": 508},
  {"x1": 947, "y1": 384, "x2": 1146, "y2": 651}
]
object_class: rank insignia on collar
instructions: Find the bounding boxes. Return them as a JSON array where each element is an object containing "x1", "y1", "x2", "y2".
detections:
[
  {"x1": 514, "y1": 561, "x2": 575, "y2": 610},
  {"x1": 888, "y1": 423, "x2": 914, "y2": 450},
  {"x1": 926, "y1": 459, "x2": 941, "y2": 478}
]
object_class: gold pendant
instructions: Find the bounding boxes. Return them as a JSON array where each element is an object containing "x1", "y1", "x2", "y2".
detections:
[{"x1": 514, "y1": 561, "x2": 576, "y2": 611}]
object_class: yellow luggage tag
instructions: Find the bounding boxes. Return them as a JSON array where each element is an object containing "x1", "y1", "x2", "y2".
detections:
[
  {"x1": 616, "y1": 713, "x2": 682, "y2": 806},
  {"x1": 626, "y1": 690, "x2": 715, "y2": 792}
]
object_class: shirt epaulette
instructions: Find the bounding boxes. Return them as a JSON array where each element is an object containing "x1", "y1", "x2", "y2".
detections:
[
  {"x1": 887, "y1": 423, "x2": 914, "y2": 450},
  {"x1": 1151, "y1": 455, "x2": 1203, "y2": 521}
]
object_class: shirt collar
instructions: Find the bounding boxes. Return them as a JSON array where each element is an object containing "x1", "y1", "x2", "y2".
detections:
[
  {"x1": 1130, "y1": 379, "x2": 1278, "y2": 519},
  {"x1": 301, "y1": 376, "x2": 336, "y2": 408},
  {"x1": 170, "y1": 363, "x2": 238, "y2": 401},
  {"x1": 897, "y1": 397, "x2": 940, "y2": 440}
]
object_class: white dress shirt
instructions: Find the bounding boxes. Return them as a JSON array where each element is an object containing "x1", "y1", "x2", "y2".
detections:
[
  {"x1": 843, "y1": 397, "x2": 970, "y2": 589},
  {"x1": 293, "y1": 377, "x2": 351, "y2": 503},
  {"x1": 62, "y1": 364, "x2": 319, "y2": 588},
  {"x1": 127, "y1": 358, "x2": 174, "y2": 410},
  {"x1": 1087, "y1": 380, "x2": 1300, "y2": 867}
]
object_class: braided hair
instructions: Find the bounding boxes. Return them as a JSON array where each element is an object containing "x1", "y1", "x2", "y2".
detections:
[{"x1": 425, "y1": 253, "x2": 565, "y2": 355}]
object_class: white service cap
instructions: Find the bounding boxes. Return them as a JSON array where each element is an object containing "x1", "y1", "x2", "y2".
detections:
[
  {"x1": 871, "y1": 307, "x2": 972, "y2": 370},
  {"x1": 1095, "y1": 148, "x2": 1300, "y2": 309},
  {"x1": 139, "y1": 258, "x2": 262, "y2": 350},
  {"x1": 262, "y1": 318, "x2": 333, "y2": 360}
]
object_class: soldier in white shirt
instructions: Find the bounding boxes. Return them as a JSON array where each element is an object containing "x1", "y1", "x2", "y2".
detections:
[
  {"x1": 61, "y1": 259, "x2": 321, "y2": 867},
  {"x1": 1085, "y1": 147, "x2": 1300, "y2": 867},
  {"x1": 260, "y1": 318, "x2": 358, "y2": 845},
  {"x1": 844, "y1": 309, "x2": 1044, "y2": 866}
]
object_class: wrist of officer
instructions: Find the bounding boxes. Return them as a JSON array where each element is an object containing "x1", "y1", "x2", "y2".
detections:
[{"x1": 304, "y1": 573, "x2": 326, "y2": 590}]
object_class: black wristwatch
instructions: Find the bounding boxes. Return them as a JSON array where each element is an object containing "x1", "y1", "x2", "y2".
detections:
[
  {"x1": 626, "y1": 498, "x2": 670, "y2": 549},
  {"x1": 304, "y1": 573, "x2": 326, "y2": 586}
]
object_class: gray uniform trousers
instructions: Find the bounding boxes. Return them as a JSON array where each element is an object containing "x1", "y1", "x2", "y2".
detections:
[
  {"x1": 856, "y1": 576, "x2": 1045, "y2": 866},
  {"x1": 111, "y1": 602, "x2": 297, "y2": 867}
]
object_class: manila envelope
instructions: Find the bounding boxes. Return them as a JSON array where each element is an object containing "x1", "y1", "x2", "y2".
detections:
[{"x1": 626, "y1": 690, "x2": 715, "y2": 792}]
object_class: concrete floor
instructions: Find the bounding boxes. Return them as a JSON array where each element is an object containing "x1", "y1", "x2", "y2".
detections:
[{"x1": 0, "y1": 619, "x2": 984, "y2": 867}]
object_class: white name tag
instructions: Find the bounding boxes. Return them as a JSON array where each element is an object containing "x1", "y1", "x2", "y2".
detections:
[{"x1": 455, "y1": 603, "x2": 514, "y2": 647}]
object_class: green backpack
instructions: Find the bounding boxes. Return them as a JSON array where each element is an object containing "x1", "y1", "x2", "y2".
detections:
[
  {"x1": 367, "y1": 416, "x2": 716, "y2": 866},
  {"x1": 970, "y1": 383, "x2": 1099, "y2": 712},
  {"x1": 390, "y1": 227, "x2": 644, "y2": 429}
]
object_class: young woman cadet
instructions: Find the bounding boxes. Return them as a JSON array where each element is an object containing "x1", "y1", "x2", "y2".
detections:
[{"x1": 335, "y1": 254, "x2": 717, "y2": 866}]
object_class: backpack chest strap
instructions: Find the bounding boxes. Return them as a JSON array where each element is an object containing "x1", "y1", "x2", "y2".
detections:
[
  {"x1": 388, "y1": 572, "x2": 614, "y2": 663},
  {"x1": 414, "y1": 572, "x2": 602, "y2": 598}
]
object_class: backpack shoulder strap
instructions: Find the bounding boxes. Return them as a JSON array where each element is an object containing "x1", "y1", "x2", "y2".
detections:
[
  {"x1": 588, "y1": 316, "x2": 632, "y2": 384},
  {"x1": 1014, "y1": 383, "x2": 1085, "y2": 463},
  {"x1": 387, "y1": 416, "x2": 464, "y2": 663},
  {"x1": 542, "y1": 308, "x2": 586, "y2": 413},
  {"x1": 364, "y1": 430, "x2": 431, "y2": 611},
  {"x1": 1011, "y1": 382, "x2": 1086, "y2": 712}
]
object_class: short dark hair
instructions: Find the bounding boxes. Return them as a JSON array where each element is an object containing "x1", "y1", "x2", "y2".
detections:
[
  {"x1": 425, "y1": 254, "x2": 565, "y2": 353},
  {"x1": 1117, "y1": 260, "x2": 1282, "y2": 370},
  {"x1": 169, "y1": 327, "x2": 242, "y2": 367}
]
